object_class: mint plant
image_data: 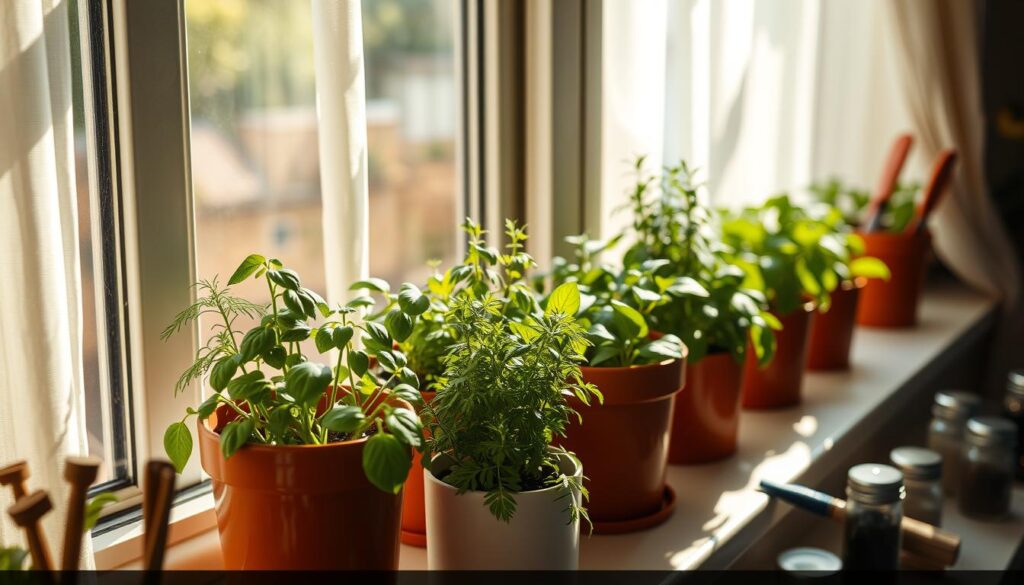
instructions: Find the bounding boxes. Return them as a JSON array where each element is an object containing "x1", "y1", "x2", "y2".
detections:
[
  {"x1": 809, "y1": 178, "x2": 921, "y2": 231},
  {"x1": 161, "y1": 254, "x2": 427, "y2": 494},
  {"x1": 612, "y1": 158, "x2": 778, "y2": 365},
  {"x1": 421, "y1": 284, "x2": 600, "y2": 523},
  {"x1": 721, "y1": 194, "x2": 890, "y2": 315}
]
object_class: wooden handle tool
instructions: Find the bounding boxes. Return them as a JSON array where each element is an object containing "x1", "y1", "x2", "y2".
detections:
[
  {"x1": 143, "y1": 460, "x2": 176, "y2": 571},
  {"x1": 909, "y1": 149, "x2": 958, "y2": 235},
  {"x1": 7, "y1": 490, "x2": 54, "y2": 571},
  {"x1": 0, "y1": 460, "x2": 30, "y2": 500},
  {"x1": 759, "y1": 479, "x2": 960, "y2": 567},
  {"x1": 61, "y1": 456, "x2": 102, "y2": 570},
  {"x1": 865, "y1": 133, "x2": 914, "y2": 232}
]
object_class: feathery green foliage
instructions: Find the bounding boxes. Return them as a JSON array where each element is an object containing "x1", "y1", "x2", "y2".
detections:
[{"x1": 422, "y1": 292, "x2": 599, "y2": 523}]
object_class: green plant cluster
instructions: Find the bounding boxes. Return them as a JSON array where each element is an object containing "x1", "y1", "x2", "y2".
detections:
[
  {"x1": 721, "y1": 194, "x2": 890, "y2": 316},
  {"x1": 621, "y1": 159, "x2": 780, "y2": 365},
  {"x1": 421, "y1": 284, "x2": 600, "y2": 523},
  {"x1": 162, "y1": 255, "x2": 428, "y2": 494},
  {"x1": 396, "y1": 218, "x2": 540, "y2": 387},
  {"x1": 809, "y1": 178, "x2": 921, "y2": 231}
]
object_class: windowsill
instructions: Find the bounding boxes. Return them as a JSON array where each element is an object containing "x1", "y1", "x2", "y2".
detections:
[{"x1": 95, "y1": 280, "x2": 1002, "y2": 571}]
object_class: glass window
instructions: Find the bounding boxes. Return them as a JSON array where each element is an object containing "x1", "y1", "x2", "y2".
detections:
[{"x1": 184, "y1": 0, "x2": 459, "y2": 330}]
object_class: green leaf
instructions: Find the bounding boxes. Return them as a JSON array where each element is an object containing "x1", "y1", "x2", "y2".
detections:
[
  {"x1": 391, "y1": 383, "x2": 423, "y2": 407},
  {"x1": 589, "y1": 343, "x2": 621, "y2": 366},
  {"x1": 83, "y1": 493, "x2": 119, "y2": 532},
  {"x1": 398, "y1": 283, "x2": 430, "y2": 316},
  {"x1": 280, "y1": 321, "x2": 311, "y2": 342},
  {"x1": 196, "y1": 394, "x2": 219, "y2": 420},
  {"x1": 631, "y1": 286, "x2": 662, "y2": 304},
  {"x1": 546, "y1": 282, "x2": 581, "y2": 316},
  {"x1": 637, "y1": 335, "x2": 685, "y2": 363},
  {"x1": 239, "y1": 327, "x2": 273, "y2": 362},
  {"x1": 332, "y1": 325, "x2": 355, "y2": 349},
  {"x1": 228, "y1": 254, "x2": 266, "y2": 285},
  {"x1": 611, "y1": 300, "x2": 648, "y2": 339},
  {"x1": 314, "y1": 327, "x2": 334, "y2": 353},
  {"x1": 226, "y1": 370, "x2": 265, "y2": 401},
  {"x1": 219, "y1": 418, "x2": 255, "y2": 459},
  {"x1": 262, "y1": 346, "x2": 287, "y2": 369},
  {"x1": 209, "y1": 354, "x2": 239, "y2": 392},
  {"x1": 267, "y1": 269, "x2": 301, "y2": 290},
  {"x1": 850, "y1": 257, "x2": 891, "y2": 281},
  {"x1": 285, "y1": 362, "x2": 333, "y2": 407},
  {"x1": 322, "y1": 405, "x2": 366, "y2": 434},
  {"x1": 386, "y1": 407, "x2": 423, "y2": 449},
  {"x1": 268, "y1": 407, "x2": 294, "y2": 441},
  {"x1": 349, "y1": 278, "x2": 390, "y2": 294},
  {"x1": 385, "y1": 309, "x2": 414, "y2": 343},
  {"x1": 366, "y1": 321, "x2": 392, "y2": 347},
  {"x1": 283, "y1": 289, "x2": 305, "y2": 317},
  {"x1": 377, "y1": 350, "x2": 399, "y2": 373},
  {"x1": 164, "y1": 422, "x2": 193, "y2": 473},
  {"x1": 348, "y1": 350, "x2": 369, "y2": 377},
  {"x1": 363, "y1": 433, "x2": 411, "y2": 494},
  {"x1": 509, "y1": 319, "x2": 540, "y2": 342}
]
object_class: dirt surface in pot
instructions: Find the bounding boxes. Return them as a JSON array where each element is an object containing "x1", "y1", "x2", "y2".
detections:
[
  {"x1": 325, "y1": 427, "x2": 377, "y2": 444},
  {"x1": 435, "y1": 466, "x2": 560, "y2": 492}
]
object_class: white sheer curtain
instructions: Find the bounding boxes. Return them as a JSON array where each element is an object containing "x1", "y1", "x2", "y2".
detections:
[
  {"x1": 0, "y1": 0, "x2": 92, "y2": 567},
  {"x1": 311, "y1": 0, "x2": 370, "y2": 303}
]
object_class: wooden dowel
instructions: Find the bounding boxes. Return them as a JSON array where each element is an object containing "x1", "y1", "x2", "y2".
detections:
[
  {"x1": 0, "y1": 460, "x2": 30, "y2": 501},
  {"x1": 7, "y1": 490, "x2": 54, "y2": 571},
  {"x1": 61, "y1": 456, "x2": 102, "y2": 570},
  {"x1": 144, "y1": 462, "x2": 176, "y2": 571}
]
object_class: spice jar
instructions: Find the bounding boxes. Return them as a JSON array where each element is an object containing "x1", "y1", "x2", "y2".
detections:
[
  {"x1": 889, "y1": 446, "x2": 943, "y2": 526},
  {"x1": 1004, "y1": 370, "x2": 1024, "y2": 480},
  {"x1": 842, "y1": 464, "x2": 905, "y2": 570},
  {"x1": 927, "y1": 390, "x2": 980, "y2": 495},
  {"x1": 959, "y1": 416, "x2": 1017, "y2": 520}
]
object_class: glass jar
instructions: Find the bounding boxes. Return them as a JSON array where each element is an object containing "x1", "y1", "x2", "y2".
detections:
[
  {"x1": 959, "y1": 416, "x2": 1017, "y2": 520},
  {"x1": 927, "y1": 390, "x2": 980, "y2": 495},
  {"x1": 1004, "y1": 370, "x2": 1024, "y2": 480},
  {"x1": 842, "y1": 464, "x2": 905, "y2": 570},
  {"x1": 890, "y1": 446, "x2": 943, "y2": 526}
]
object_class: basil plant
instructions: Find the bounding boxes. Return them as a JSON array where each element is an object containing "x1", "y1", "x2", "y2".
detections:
[
  {"x1": 721, "y1": 194, "x2": 890, "y2": 315},
  {"x1": 161, "y1": 254, "x2": 427, "y2": 494}
]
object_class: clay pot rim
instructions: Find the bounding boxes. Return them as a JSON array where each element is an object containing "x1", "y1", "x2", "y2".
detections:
[
  {"x1": 854, "y1": 227, "x2": 932, "y2": 243},
  {"x1": 425, "y1": 450, "x2": 582, "y2": 496},
  {"x1": 579, "y1": 353, "x2": 688, "y2": 374}
]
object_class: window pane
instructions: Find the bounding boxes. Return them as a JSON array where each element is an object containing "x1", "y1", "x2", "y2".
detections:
[{"x1": 184, "y1": 0, "x2": 459, "y2": 327}]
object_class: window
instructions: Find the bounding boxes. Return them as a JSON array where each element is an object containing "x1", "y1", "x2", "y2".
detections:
[
  {"x1": 71, "y1": 0, "x2": 136, "y2": 493},
  {"x1": 184, "y1": 0, "x2": 460, "y2": 312}
]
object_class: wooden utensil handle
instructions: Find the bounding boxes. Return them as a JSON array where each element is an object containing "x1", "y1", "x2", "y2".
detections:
[{"x1": 911, "y1": 149, "x2": 958, "y2": 234}]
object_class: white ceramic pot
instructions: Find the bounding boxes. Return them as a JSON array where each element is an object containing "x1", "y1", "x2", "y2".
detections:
[{"x1": 424, "y1": 452, "x2": 582, "y2": 570}]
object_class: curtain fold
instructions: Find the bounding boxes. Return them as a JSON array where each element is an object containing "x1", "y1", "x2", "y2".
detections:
[
  {"x1": 311, "y1": 0, "x2": 370, "y2": 304},
  {"x1": 0, "y1": 0, "x2": 92, "y2": 567}
]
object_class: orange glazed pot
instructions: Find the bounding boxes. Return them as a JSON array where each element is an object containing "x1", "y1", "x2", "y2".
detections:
[
  {"x1": 741, "y1": 305, "x2": 814, "y2": 410},
  {"x1": 668, "y1": 351, "x2": 744, "y2": 464},
  {"x1": 400, "y1": 389, "x2": 435, "y2": 547},
  {"x1": 198, "y1": 405, "x2": 404, "y2": 570},
  {"x1": 856, "y1": 229, "x2": 931, "y2": 328},
  {"x1": 807, "y1": 279, "x2": 864, "y2": 371},
  {"x1": 559, "y1": 356, "x2": 686, "y2": 533}
]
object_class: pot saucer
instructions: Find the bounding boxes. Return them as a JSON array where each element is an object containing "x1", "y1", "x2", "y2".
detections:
[
  {"x1": 591, "y1": 485, "x2": 676, "y2": 535},
  {"x1": 401, "y1": 529, "x2": 427, "y2": 547}
]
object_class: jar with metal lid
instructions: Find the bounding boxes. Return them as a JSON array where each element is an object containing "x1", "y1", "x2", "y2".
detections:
[
  {"x1": 889, "y1": 446, "x2": 943, "y2": 526},
  {"x1": 959, "y1": 416, "x2": 1017, "y2": 520},
  {"x1": 927, "y1": 390, "x2": 980, "y2": 495},
  {"x1": 842, "y1": 464, "x2": 905, "y2": 570},
  {"x1": 1004, "y1": 370, "x2": 1024, "y2": 480}
]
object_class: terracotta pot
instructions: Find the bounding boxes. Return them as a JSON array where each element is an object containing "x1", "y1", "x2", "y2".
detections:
[
  {"x1": 741, "y1": 305, "x2": 814, "y2": 409},
  {"x1": 424, "y1": 452, "x2": 581, "y2": 569},
  {"x1": 668, "y1": 351, "x2": 744, "y2": 464},
  {"x1": 197, "y1": 403, "x2": 406, "y2": 570},
  {"x1": 807, "y1": 279, "x2": 864, "y2": 371},
  {"x1": 400, "y1": 389, "x2": 435, "y2": 547},
  {"x1": 559, "y1": 356, "x2": 686, "y2": 533},
  {"x1": 856, "y1": 229, "x2": 931, "y2": 328}
]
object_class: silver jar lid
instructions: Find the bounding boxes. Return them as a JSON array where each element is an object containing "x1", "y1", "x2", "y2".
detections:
[
  {"x1": 965, "y1": 416, "x2": 1017, "y2": 447},
  {"x1": 778, "y1": 547, "x2": 842, "y2": 575},
  {"x1": 847, "y1": 464, "x2": 905, "y2": 505},
  {"x1": 932, "y1": 390, "x2": 981, "y2": 420},
  {"x1": 889, "y1": 447, "x2": 942, "y2": 481},
  {"x1": 1008, "y1": 370, "x2": 1024, "y2": 397}
]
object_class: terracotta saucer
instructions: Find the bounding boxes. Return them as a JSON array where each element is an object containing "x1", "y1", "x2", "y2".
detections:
[
  {"x1": 590, "y1": 485, "x2": 677, "y2": 535},
  {"x1": 401, "y1": 529, "x2": 427, "y2": 547}
]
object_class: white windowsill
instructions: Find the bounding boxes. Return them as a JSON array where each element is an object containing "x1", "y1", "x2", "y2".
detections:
[{"x1": 94, "y1": 281, "x2": 1003, "y2": 571}]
